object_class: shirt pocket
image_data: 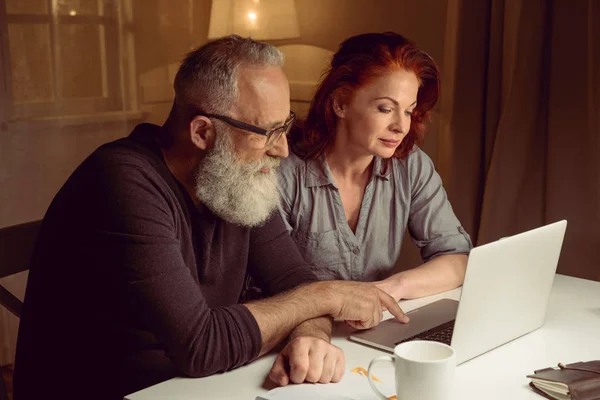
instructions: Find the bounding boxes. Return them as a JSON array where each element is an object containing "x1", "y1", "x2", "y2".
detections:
[{"x1": 290, "y1": 229, "x2": 345, "y2": 280}]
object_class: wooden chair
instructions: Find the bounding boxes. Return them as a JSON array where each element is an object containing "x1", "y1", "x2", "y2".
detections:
[{"x1": 0, "y1": 220, "x2": 41, "y2": 400}]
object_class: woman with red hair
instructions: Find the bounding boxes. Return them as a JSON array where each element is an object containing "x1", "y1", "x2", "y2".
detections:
[{"x1": 278, "y1": 32, "x2": 472, "y2": 301}]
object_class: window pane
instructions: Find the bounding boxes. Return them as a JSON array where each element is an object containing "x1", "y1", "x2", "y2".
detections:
[
  {"x1": 8, "y1": 24, "x2": 55, "y2": 103},
  {"x1": 55, "y1": 0, "x2": 99, "y2": 16},
  {"x1": 56, "y1": 24, "x2": 104, "y2": 98},
  {"x1": 5, "y1": 0, "x2": 48, "y2": 14}
]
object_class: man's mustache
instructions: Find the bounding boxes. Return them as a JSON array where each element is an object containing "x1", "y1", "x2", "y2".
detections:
[{"x1": 259, "y1": 156, "x2": 280, "y2": 169}]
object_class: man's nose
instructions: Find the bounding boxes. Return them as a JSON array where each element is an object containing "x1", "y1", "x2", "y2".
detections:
[{"x1": 266, "y1": 133, "x2": 289, "y2": 158}]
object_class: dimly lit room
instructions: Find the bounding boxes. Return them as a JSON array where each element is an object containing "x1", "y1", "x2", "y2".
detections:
[{"x1": 1, "y1": 0, "x2": 599, "y2": 399}]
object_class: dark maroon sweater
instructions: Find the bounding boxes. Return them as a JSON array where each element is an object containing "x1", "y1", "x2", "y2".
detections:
[{"x1": 13, "y1": 124, "x2": 317, "y2": 400}]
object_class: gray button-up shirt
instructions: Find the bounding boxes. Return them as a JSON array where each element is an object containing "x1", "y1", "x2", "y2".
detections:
[{"x1": 278, "y1": 148, "x2": 472, "y2": 281}]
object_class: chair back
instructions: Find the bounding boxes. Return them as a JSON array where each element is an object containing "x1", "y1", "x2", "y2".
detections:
[{"x1": 0, "y1": 220, "x2": 41, "y2": 318}]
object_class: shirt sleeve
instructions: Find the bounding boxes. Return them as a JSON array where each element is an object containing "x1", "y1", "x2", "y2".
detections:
[
  {"x1": 277, "y1": 155, "x2": 298, "y2": 233},
  {"x1": 278, "y1": 192, "x2": 294, "y2": 233},
  {"x1": 85, "y1": 150, "x2": 261, "y2": 378},
  {"x1": 405, "y1": 149, "x2": 473, "y2": 261},
  {"x1": 248, "y1": 211, "x2": 318, "y2": 296}
]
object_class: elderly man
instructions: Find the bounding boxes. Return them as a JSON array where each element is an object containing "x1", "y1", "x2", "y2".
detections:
[{"x1": 13, "y1": 36, "x2": 407, "y2": 400}]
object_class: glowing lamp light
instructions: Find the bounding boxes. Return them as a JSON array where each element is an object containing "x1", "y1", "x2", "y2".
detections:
[{"x1": 208, "y1": 0, "x2": 300, "y2": 40}]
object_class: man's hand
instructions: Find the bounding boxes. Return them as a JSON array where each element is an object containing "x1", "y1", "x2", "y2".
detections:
[
  {"x1": 244, "y1": 280, "x2": 408, "y2": 359},
  {"x1": 320, "y1": 281, "x2": 409, "y2": 329},
  {"x1": 269, "y1": 336, "x2": 345, "y2": 386}
]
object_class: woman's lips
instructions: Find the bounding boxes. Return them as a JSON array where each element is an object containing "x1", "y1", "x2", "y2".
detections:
[{"x1": 379, "y1": 138, "x2": 401, "y2": 148}]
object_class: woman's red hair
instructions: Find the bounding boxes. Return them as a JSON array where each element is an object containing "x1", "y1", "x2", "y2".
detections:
[{"x1": 291, "y1": 32, "x2": 440, "y2": 159}]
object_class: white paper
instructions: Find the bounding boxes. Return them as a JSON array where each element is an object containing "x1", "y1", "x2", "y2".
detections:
[{"x1": 255, "y1": 368, "x2": 395, "y2": 400}]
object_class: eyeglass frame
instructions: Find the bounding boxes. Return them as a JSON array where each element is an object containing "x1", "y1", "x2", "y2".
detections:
[{"x1": 195, "y1": 111, "x2": 296, "y2": 148}]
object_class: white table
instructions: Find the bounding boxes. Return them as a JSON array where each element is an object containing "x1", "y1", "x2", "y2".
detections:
[{"x1": 126, "y1": 274, "x2": 600, "y2": 399}]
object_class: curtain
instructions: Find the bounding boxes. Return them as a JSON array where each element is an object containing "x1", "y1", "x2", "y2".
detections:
[{"x1": 438, "y1": 0, "x2": 600, "y2": 281}]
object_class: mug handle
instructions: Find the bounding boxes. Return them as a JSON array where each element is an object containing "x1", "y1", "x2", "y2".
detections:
[{"x1": 368, "y1": 355, "x2": 395, "y2": 400}]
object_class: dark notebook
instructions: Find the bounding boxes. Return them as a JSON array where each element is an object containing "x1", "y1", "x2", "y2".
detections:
[{"x1": 527, "y1": 361, "x2": 600, "y2": 400}]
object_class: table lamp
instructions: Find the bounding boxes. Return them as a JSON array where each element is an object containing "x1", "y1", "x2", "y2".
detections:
[{"x1": 207, "y1": 0, "x2": 300, "y2": 40}]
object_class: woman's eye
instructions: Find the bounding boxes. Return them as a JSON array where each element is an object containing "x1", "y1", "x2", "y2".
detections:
[
  {"x1": 378, "y1": 106, "x2": 392, "y2": 113},
  {"x1": 405, "y1": 110, "x2": 414, "y2": 117}
]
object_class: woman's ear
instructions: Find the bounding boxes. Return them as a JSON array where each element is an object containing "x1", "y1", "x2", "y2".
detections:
[
  {"x1": 189, "y1": 116, "x2": 216, "y2": 150},
  {"x1": 332, "y1": 91, "x2": 347, "y2": 118}
]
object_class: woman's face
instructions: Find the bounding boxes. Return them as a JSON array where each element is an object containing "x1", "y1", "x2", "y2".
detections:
[{"x1": 335, "y1": 69, "x2": 420, "y2": 159}]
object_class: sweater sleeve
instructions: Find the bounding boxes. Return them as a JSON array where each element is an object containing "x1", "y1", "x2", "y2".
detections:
[
  {"x1": 247, "y1": 211, "x2": 318, "y2": 296},
  {"x1": 84, "y1": 150, "x2": 261, "y2": 378}
]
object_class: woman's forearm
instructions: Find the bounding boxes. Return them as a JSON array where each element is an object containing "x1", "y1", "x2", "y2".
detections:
[{"x1": 376, "y1": 254, "x2": 468, "y2": 301}]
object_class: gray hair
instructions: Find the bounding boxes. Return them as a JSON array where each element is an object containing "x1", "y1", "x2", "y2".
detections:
[{"x1": 173, "y1": 35, "x2": 284, "y2": 115}]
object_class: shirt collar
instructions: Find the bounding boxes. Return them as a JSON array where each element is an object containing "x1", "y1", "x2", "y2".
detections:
[
  {"x1": 305, "y1": 153, "x2": 335, "y2": 188},
  {"x1": 304, "y1": 154, "x2": 391, "y2": 188}
]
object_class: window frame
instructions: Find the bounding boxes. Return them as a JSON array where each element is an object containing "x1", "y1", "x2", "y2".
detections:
[{"x1": 0, "y1": 0, "x2": 137, "y2": 121}]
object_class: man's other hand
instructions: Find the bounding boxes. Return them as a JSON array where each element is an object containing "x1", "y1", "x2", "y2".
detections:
[{"x1": 269, "y1": 336, "x2": 345, "y2": 386}]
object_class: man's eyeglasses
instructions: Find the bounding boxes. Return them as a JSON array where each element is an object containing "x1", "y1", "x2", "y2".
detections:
[{"x1": 197, "y1": 111, "x2": 296, "y2": 149}]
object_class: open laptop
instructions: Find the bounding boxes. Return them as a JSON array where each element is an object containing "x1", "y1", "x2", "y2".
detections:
[{"x1": 350, "y1": 220, "x2": 567, "y2": 365}]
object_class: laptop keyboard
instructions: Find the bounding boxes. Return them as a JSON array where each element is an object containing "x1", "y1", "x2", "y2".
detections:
[{"x1": 395, "y1": 320, "x2": 456, "y2": 346}]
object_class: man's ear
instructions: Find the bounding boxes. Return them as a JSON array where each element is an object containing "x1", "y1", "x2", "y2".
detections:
[{"x1": 189, "y1": 116, "x2": 215, "y2": 150}]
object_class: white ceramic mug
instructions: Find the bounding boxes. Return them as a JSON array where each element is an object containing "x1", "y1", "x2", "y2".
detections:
[{"x1": 367, "y1": 340, "x2": 456, "y2": 400}]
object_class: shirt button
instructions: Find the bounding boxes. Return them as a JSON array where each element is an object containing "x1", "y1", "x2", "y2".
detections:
[{"x1": 353, "y1": 247, "x2": 360, "y2": 255}]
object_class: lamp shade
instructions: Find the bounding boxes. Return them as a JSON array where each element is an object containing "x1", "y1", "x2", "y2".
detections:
[{"x1": 208, "y1": 0, "x2": 300, "y2": 40}]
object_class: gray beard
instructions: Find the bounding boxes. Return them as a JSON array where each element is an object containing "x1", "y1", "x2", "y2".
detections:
[{"x1": 194, "y1": 131, "x2": 281, "y2": 228}]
